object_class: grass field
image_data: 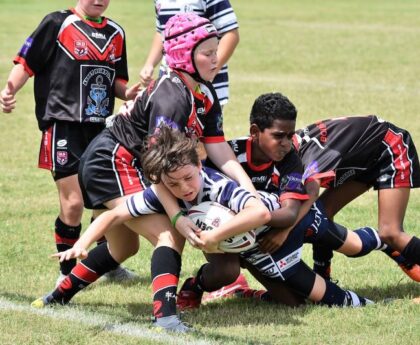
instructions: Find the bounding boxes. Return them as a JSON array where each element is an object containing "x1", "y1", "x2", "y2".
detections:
[{"x1": 0, "y1": 1, "x2": 419, "y2": 344}]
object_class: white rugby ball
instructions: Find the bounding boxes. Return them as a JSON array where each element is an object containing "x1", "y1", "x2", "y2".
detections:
[{"x1": 188, "y1": 201, "x2": 256, "y2": 253}]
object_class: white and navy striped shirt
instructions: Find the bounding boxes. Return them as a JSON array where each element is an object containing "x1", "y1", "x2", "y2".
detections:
[
  {"x1": 126, "y1": 166, "x2": 265, "y2": 217},
  {"x1": 154, "y1": 0, "x2": 238, "y2": 105}
]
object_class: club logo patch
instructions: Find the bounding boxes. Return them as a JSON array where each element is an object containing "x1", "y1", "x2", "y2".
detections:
[
  {"x1": 74, "y1": 40, "x2": 88, "y2": 57},
  {"x1": 56, "y1": 151, "x2": 68, "y2": 166}
]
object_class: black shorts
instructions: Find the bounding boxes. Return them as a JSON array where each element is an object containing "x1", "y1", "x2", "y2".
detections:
[
  {"x1": 79, "y1": 129, "x2": 147, "y2": 209},
  {"x1": 355, "y1": 124, "x2": 420, "y2": 189},
  {"x1": 38, "y1": 121, "x2": 104, "y2": 180}
]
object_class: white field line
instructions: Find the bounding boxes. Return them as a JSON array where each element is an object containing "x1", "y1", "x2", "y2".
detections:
[{"x1": 0, "y1": 298, "x2": 217, "y2": 345}]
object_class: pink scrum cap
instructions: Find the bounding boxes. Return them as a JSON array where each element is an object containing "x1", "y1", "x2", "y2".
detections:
[{"x1": 163, "y1": 12, "x2": 218, "y2": 79}]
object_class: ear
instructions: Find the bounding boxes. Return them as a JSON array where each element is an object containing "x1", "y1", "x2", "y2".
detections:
[{"x1": 250, "y1": 123, "x2": 261, "y2": 141}]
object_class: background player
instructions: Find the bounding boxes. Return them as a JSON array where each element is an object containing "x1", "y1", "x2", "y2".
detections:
[
  {"x1": 0, "y1": 0, "x2": 140, "y2": 285},
  {"x1": 139, "y1": 0, "x2": 239, "y2": 106}
]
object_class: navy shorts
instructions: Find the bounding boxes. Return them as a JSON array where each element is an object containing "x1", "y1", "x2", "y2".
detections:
[
  {"x1": 38, "y1": 121, "x2": 104, "y2": 180},
  {"x1": 79, "y1": 129, "x2": 147, "y2": 209},
  {"x1": 240, "y1": 225, "x2": 305, "y2": 281}
]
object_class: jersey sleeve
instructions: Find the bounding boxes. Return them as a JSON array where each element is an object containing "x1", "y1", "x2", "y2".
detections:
[
  {"x1": 200, "y1": 83, "x2": 225, "y2": 143},
  {"x1": 215, "y1": 180, "x2": 256, "y2": 213},
  {"x1": 126, "y1": 186, "x2": 165, "y2": 217},
  {"x1": 14, "y1": 12, "x2": 62, "y2": 76},
  {"x1": 277, "y1": 151, "x2": 309, "y2": 202},
  {"x1": 205, "y1": 0, "x2": 239, "y2": 34},
  {"x1": 113, "y1": 26, "x2": 129, "y2": 82}
]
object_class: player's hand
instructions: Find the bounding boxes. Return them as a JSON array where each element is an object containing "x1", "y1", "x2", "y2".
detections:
[
  {"x1": 258, "y1": 227, "x2": 291, "y2": 254},
  {"x1": 0, "y1": 81, "x2": 16, "y2": 113},
  {"x1": 197, "y1": 231, "x2": 223, "y2": 253},
  {"x1": 117, "y1": 100, "x2": 135, "y2": 117},
  {"x1": 139, "y1": 64, "x2": 154, "y2": 87},
  {"x1": 51, "y1": 247, "x2": 88, "y2": 262},
  {"x1": 125, "y1": 82, "x2": 142, "y2": 101},
  {"x1": 174, "y1": 215, "x2": 204, "y2": 248}
]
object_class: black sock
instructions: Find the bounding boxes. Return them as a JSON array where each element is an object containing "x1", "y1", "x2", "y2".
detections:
[
  {"x1": 54, "y1": 217, "x2": 81, "y2": 275},
  {"x1": 320, "y1": 279, "x2": 347, "y2": 306},
  {"x1": 51, "y1": 242, "x2": 119, "y2": 304},
  {"x1": 151, "y1": 246, "x2": 181, "y2": 319},
  {"x1": 401, "y1": 236, "x2": 420, "y2": 265}
]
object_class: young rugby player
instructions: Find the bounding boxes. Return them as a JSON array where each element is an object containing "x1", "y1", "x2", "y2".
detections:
[
  {"x1": 294, "y1": 115, "x2": 420, "y2": 280},
  {"x1": 178, "y1": 93, "x2": 418, "y2": 308},
  {"x1": 0, "y1": 0, "x2": 140, "y2": 284},
  {"x1": 31, "y1": 12, "x2": 257, "y2": 333}
]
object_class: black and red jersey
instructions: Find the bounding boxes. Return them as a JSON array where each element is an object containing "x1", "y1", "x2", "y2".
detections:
[
  {"x1": 108, "y1": 70, "x2": 225, "y2": 159},
  {"x1": 14, "y1": 8, "x2": 128, "y2": 130},
  {"x1": 294, "y1": 115, "x2": 393, "y2": 187},
  {"x1": 206, "y1": 137, "x2": 308, "y2": 202}
]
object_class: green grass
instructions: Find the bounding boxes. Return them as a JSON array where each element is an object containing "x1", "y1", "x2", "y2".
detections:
[{"x1": 0, "y1": 1, "x2": 419, "y2": 344}]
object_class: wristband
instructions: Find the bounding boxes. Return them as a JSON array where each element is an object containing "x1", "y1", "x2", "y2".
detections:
[{"x1": 170, "y1": 211, "x2": 185, "y2": 228}]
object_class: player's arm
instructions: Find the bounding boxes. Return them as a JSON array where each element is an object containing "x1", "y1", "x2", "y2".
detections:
[
  {"x1": 51, "y1": 202, "x2": 134, "y2": 262},
  {"x1": 214, "y1": 29, "x2": 239, "y2": 76},
  {"x1": 205, "y1": 141, "x2": 258, "y2": 196},
  {"x1": 199, "y1": 197, "x2": 270, "y2": 253},
  {"x1": 293, "y1": 178, "x2": 321, "y2": 224},
  {"x1": 139, "y1": 32, "x2": 164, "y2": 87},
  {"x1": 0, "y1": 64, "x2": 30, "y2": 113},
  {"x1": 258, "y1": 198, "x2": 302, "y2": 254},
  {"x1": 114, "y1": 79, "x2": 142, "y2": 101},
  {"x1": 154, "y1": 183, "x2": 203, "y2": 248}
]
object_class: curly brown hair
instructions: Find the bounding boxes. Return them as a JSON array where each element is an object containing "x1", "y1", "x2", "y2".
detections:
[{"x1": 141, "y1": 126, "x2": 200, "y2": 184}]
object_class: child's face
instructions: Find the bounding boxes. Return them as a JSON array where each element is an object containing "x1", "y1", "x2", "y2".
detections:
[
  {"x1": 161, "y1": 164, "x2": 202, "y2": 202},
  {"x1": 253, "y1": 119, "x2": 296, "y2": 162},
  {"x1": 194, "y1": 37, "x2": 219, "y2": 81},
  {"x1": 76, "y1": 0, "x2": 110, "y2": 18}
]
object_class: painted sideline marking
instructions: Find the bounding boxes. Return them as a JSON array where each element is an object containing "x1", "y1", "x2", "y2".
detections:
[{"x1": 0, "y1": 298, "x2": 216, "y2": 345}]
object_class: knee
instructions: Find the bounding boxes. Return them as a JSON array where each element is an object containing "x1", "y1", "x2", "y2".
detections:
[
  {"x1": 63, "y1": 198, "x2": 84, "y2": 218},
  {"x1": 378, "y1": 223, "x2": 402, "y2": 245},
  {"x1": 216, "y1": 261, "x2": 241, "y2": 285}
]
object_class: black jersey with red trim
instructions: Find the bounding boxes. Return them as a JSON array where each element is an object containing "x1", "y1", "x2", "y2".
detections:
[
  {"x1": 294, "y1": 115, "x2": 389, "y2": 187},
  {"x1": 108, "y1": 70, "x2": 225, "y2": 159},
  {"x1": 206, "y1": 136, "x2": 308, "y2": 202},
  {"x1": 14, "y1": 8, "x2": 128, "y2": 130}
]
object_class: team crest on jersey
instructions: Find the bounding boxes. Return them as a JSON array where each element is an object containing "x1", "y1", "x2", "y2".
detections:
[
  {"x1": 81, "y1": 65, "x2": 115, "y2": 119},
  {"x1": 74, "y1": 40, "x2": 88, "y2": 57},
  {"x1": 56, "y1": 151, "x2": 68, "y2": 166}
]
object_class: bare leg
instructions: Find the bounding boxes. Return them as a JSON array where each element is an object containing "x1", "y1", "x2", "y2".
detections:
[{"x1": 377, "y1": 188, "x2": 411, "y2": 250}]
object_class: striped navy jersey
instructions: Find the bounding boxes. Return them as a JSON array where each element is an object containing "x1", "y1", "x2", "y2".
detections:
[
  {"x1": 293, "y1": 115, "x2": 390, "y2": 187},
  {"x1": 108, "y1": 70, "x2": 225, "y2": 159},
  {"x1": 126, "y1": 166, "x2": 259, "y2": 217},
  {"x1": 14, "y1": 9, "x2": 128, "y2": 130},
  {"x1": 154, "y1": 0, "x2": 239, "y2": 105},
  {"x1": 207, "y1": 137, "x2": 308, "y2": 202}
]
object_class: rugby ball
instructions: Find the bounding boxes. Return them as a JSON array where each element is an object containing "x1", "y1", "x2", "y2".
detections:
[{"x1": 188, "y1": 201, "x2": 256, "y2": 253}]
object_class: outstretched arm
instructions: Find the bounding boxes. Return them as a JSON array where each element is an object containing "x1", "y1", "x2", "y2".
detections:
[{"x1": 0, "y1": 64, "x2": 30, "y2": 113}]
